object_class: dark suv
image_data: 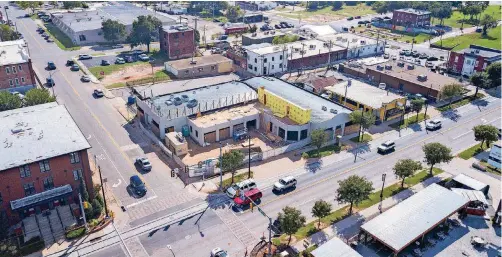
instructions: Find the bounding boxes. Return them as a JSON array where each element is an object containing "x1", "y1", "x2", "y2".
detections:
[{"x1": 130, "y1": 175, "x2": 147, "y2": 197}]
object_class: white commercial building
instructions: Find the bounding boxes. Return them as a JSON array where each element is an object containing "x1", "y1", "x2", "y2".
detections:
[
  {"x1": 320, "y1": 33, "x2": 385, "y2": 59},
  {"x1": 488, "y1": 141, "x2": 501, "y2": 169},
  {"x1": 296, "y1": 24, "x2": 337, "y2": 39},
  {"x1": 244, "y1": 43, "x2": 288, "y2": 76}
]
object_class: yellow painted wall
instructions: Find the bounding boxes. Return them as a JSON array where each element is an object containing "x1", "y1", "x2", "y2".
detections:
[
  {"x1": 258, "y1": 87, "x2": 311, "y2": 124},
  {"x1": 217, "y1": 60, "x2": 233, "y2": 73}
]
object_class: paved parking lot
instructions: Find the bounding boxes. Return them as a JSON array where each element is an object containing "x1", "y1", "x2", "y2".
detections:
[{"x1": 79, "y1": 53, "x2": 150, "y2": 68}]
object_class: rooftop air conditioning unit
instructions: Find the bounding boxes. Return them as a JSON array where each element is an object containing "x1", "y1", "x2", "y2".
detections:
[
  {"x1": 475, "y1": 49, "x2": 480, "y2": 53},
  {"x1": 271, "y1": 31, "x2": 275, "y2": 35},
  {"x1": 336, "y1": 36, "x2": 342, "y2": 41},
  {"x1": 376, "y1": 65, "x2": 384, "y2": 70},
  {"x1": 407, "y1": 64, "x2": 415, "y2": 70},
  {"x1": 264, "y1": 31, "x2": 269, "y2": 35},
  {"x1": 252, "y1": 33, "x2": 257, "y2": 37},
  {"x1": 397, "y1": 62, "x2": 405, "y2": 67},
  {"x1": 385, "y1": 65, "x2": 392, "y2": 70},
  {"x1": 309, "y1": 45, "x2": 316, "y2": 50},
  {"x1": 330, "y1": 109, "x2": 338, "y2": 114},
  {"x1": 417, "y1": 74, "x2": 427, "y2": 81},
  {"x1": 322, "y1": 106, "x2": 327, "y2": 111}
]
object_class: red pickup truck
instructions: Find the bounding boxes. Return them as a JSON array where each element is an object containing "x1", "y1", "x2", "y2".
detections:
[{"x1": 233, "y1": 188, "x2": 262, "y2": 207}]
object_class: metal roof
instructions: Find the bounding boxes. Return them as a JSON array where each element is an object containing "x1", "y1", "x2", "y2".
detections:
[
  {"x1": 243, "y1": 77, "x2": 351, "y2": 123},
  {"x1": 451, "y1": 188, "x2": 488, "y2": 206},
  {"x1": 395, "y1": 8, "x2": 431, "y2": 15},
  {"x1": 361, "y1": 184, "x2": 468, "y2": 252},
  {"x1": 311, "y1": 237, "x2": 362, "y2": 257},
  {"x1": 458, "y1": 45, "x2": 502, "y2": 59},
  {"x1": 326, "y1": 80, "x2": 403, "y2": 109},
  {"x1": 11, "y1": 185, "x2": 72, "y2": 210},
  {"x1": 0, "y1": 103, "x2": 91, "y2": 171},
  {"x1": 298, "y1": 24, "x2": 337, "y2": 37},
  {"x1": 452, "y1": 174, "x2": 489, "y2": 191}
]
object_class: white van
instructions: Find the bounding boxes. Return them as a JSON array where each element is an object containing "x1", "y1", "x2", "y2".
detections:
[{"x1": 226, "y1": 179, "x2": 257, "y2": 198}]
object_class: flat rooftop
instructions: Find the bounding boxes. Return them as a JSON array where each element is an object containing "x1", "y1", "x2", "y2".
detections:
[
  {"x1": 395, "y1": 8, "x2": 431, "y2": 15},
  {"x1": 243, "y1": 77, "x2": 351, "y2": 123},
  {"x1": 326, "y1": 80, "x2": 403, "y2": 108},
  {"x1": 0, "y1": 103, "x2": 91, "y2": 171},
  {"x1": 319, "y1": 33, "x2": 380, "y2": 48},
  {"x1": 151, "y1": 81, "x2": 257, "y2": 120},
  {"x1": 161, "y1": 24, "x2": 193, "y2": 33},
  {"x1": 166, "y1": 55, "x2": 231, "y2": 70},
  {"x1": 458, "y1": 45, "x2": 501, "y2": 59},
  {"x1": 0, "y1": 40, "x2": 30, "y2": 66},
  {"x1": 243, "y1": 31, "x2": 285, "y2": 39},
  {"x1": 288, "y1": 39, "x2": 346, "y2": 59},
  {"x1": 361, "y1": 184, "x2": 468, "y2": 253},
  {"x1": 312, "y1": 236, "x2": 362, "y2": 257},
  {"x1": 190, "y1": 104, "x2": 259, "y2": 128},
  {"x1": 53, "y1": 1, "x2": 175, "y2": 32},
  {"x1": 298, "y1": 24, "x2": 337, "y2": 37},
  {"x1": 452, "y1": 173, "x2": 488, "y2": 191}
]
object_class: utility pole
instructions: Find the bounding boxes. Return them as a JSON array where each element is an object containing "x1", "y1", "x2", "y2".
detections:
[
  {"x1": 379, "y1": 173, "x2": 386, "y2": 213},
  {"x1": 248, "y1": 135, "x2": 251, "y2": 178},
  {"x1": 78, "y1": 193, "x2": 88, "y2": 230},
  {"x1": 202, "y1": 25, "x2": 207, "y2": 48},
  {"x1": 344, "y1": 79, "x2": 351, "y2": 106},
  {"x1": 423, "y1": 85, "x2": 433, "y2": 131},
  {"x1": 98, "y1": 166, "x2": 109, "y2": 217},
  {"x1": 398, "y1": 98, "x2": 407, "y2": 137},
  {"x1": 327, "y1": 40, "x2": 333, "y2": 69},
  {"x1": 354, "y1": 107, "x2": 364, "y2": 163},
  {"x1": 219, "y1": 143, "x2": 223, "y2": 191},
  {"x1": 4, "y1": 7, "x2": 10, "y2": 25}
]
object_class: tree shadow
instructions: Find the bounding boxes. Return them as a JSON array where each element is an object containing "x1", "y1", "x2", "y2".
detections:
[
  {"x1": 304, "y1": 158, "x2": 323, "y2": 174},
  {"x1": 440, "y1": 109, "x2": 461, "y2": 122}
]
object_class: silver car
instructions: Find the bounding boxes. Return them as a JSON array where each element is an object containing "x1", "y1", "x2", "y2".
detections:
[
  {"x1": 426, "y1": 119, "x2": 442, "y2": 130},
  {"x1": 273, "y1": 176, "x2": 297, "y2": 192},
  {"x1": 135, "y1": 157, "x2": 152, "y2": 172}
]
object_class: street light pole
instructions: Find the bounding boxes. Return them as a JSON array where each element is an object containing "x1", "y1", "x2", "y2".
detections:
[
  {"x1": 98, "y1": 166, "x2": 109, "y2": 217},
  {"x1": 354, "y1": 107, "x2": 364, "y2": 163},
  {"x1": 379, "y1": 173, "x2": 386, "y2": 213},
  {"x1": 248, "y1": 135, "x2": 251, "y2": 179},
  {"x1": 219, "y1": 142, "x2": 223, "y2": 191}
]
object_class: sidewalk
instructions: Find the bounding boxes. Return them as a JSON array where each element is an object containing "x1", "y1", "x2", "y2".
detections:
[{"x1": 293, "y1": 172, "x2": 453, "y2": 252}]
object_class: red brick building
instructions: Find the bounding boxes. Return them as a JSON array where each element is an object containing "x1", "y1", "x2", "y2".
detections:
[
  {"x1": 0, "y1": 40, "x2": 36, "y2": 93},
  {"x1": 392, "y1": 8, "x2": 431, "y2": 27},
  {"x1": 0, "y1": 103, "x2": 93, "y2": 223},
  {"x1": 159, "y1": 25, "x2": 195, "y2": 60},
  {"x1": 447, "y1": 45, "x2": 501, "y2": 77}
]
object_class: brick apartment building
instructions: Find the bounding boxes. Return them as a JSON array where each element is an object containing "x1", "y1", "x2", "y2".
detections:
[
  {"x1": 0, "y1": 103, "x2": 93, "y2": 223},
  {"x1": 159, "y1": 24, "x2": 195, "y2": 60},
  {"x1": 0, "y1": 40, "x2": 36, "y2": 94},
  {"x1": 448, "y1": 45, "x2": 501, "y2": 77},
  {"x1": 392, "y1": 8, "x2": 431, "y2": 27}
]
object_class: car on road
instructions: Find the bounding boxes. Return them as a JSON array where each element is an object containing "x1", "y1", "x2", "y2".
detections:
[
  {"x1": 377, "y1": 140, "x2": 395, "y2": 154},
  {"x1": 70, "y1": 64, "x2": 80, "y2": 71},
  {"x1": 211, "y1": 247, "x2": 228, "y2": 257},
  {"x1": 233, "y1": 188, "x2": 262, "y2": 208},
  {"x1": 101, "y1": 60, "x2": 110, "y2": 66},
  {"x1": 355, "y1": 16, "x2": 361, "y2": 19},
  {"x1": 347, "y1": 16, "x2": 354, "y2": 20},
  {"x1": 419, "y1": 53, "x2": 428, "y2": 59},
  {"x1": 129, "y1": 175, "x2": 147, "y2": 197},
  {"x1": 78, "y1": 54, "x2": 92, "y2": 60},
  {"x1": 93, "y1": 89, "x2": 104, "y2": 98},
  {"x1": 210, "y1": 47, "x2": 223, "y2": 54},
  {"x1": 427, "y1": 56, "x2": 438, "y2": 61},
  {"x1": 425, "y1": 61, "x2": 434, "y2": 67},
  {"x1": 383, "y1": 53, "x2": 389, "y2": 59},
  {"x1": 80, "y1": 75, "x2": 91, "y2": 82},
  {"x1": 66, "y1": 60, "x2": 75, "y2": 66},
  {"x1": 46, "y1": 78, "x2": 55, "y2": 87},
  {"x1": 226, "y1": 179, "x2": 257, "y2": 198},
  {"x1": 115, "y1": 57, "x2": 125, "y2": 64},
  {"x1": 46, "y1": 38, "x2": 54, "y2": 42},
  {"x1": 426, "y1": 119, "x2": 442, "y2": 130},
  {"x1": 135, "y1": 157, "x2": 152, "y2": 172},
  {"x1": 138, "y1": 54, "x2": 149, "y2": 61},
  {"x1": 47, "y1": 61, "x2": 56, "y2": 70},
  {"x1": 111, "y1": 44, "x2": 123, "y2": 49},
  {"x1": 273, "y1": 176, "x2": 297, "y2": 192},
  {"x1": 125, "y1": 56, "x2": 134, "y2": 63}
]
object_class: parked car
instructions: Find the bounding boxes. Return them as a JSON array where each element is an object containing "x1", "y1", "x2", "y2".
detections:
[
  {"x1": 439, "y1": 56, "x2": 445, "y2": 60},
  {"x1": 412, "y1": 52, "x2": 420, "y2": 58},
  {"x1": 233, "y1": 188, "x2": 262, "y2": 208},
  {"x1": 211, "y1": 248, "x2": 228, "y2": 257},
  {"x1": 392, "y1": 56, "x2": 397, "y2": 60},
  {"x1": 101, "y1": 60, "x2": 110, "y2": 66},
  {"x1": 355, "y1": 16, "x2": 361, "y2": 19},
  {"x1": 93, "y1": 89, "x2": 104, "y2": 98},
  {"x1": 475, "y1": 28, "x2": 482, "y2": 33},
  {"x1": 173, "y1": 97, "x2": 183, "y2": 106},
  {"x1": 66, "y1": 60, "x2": 74, "y2": 66},
  {"x1": 419, "y1": 53, "x2": 428, "y2": 59},
  {"x1": 358, "y1": 21, "x2": 366, "y2": 24},
  {"x1": 274, "y1": 24, "x2": 281, "y2": 29},
  {"x1": 135, "y1": 157, "x2": 152, "y2": 172},
  {"x1": 273, "y1": 176, "x2": 297, "y2": 192},
  {"x1": 11, "y1": 91, "x2": 24, "y2": 100},
  {"x1": 383, "y1": 53, "x2": 389, "y2": 59},
  {"x1": 181, "y1": 94, "x2": 189, "y2": 102},
  {"x1": 426, "y1": 119, "x2": 442, "y2": 130},
  {"x1": 80, "y1": 75, "x2": 91, "y2": 82},
  {"x1": 211, "y1": 47, "x2": 223, "y2": 54},
  {"x1": 131, "y1": 50, "x2": 144, "y2": 55},
  {"x1": 377, "y1": 140, "x2": 395, "y2": 154},
  {"x1": 130, "y1": 175, "x2": 147, "y2": 197},
  {"x1": 287, "y1": 23, "x2": 294, "y2": 28},
  {"x1": 138, "y1": 54, "x2": 149, "y2": 61},
  {"x1": 279, "y1": 23, "x2": 287, "y2": 28},
  {"x1": 226, "y1": 179, "x2": 257, "y2": 198},
  {"x1": 115, "y1": 57, "x2": 125, "y2": 64},
  {"x1": 36, "y1": 27, "x2": 44, "y2": 33},
  {"x1": 187, "y1": 99, "x2": 198, "y2": 108},
  {"x1": 47, "y1": 61, "x2": 56, "y2": 70},
  {"x1": 342, "y1": 27, "x2": 349, "y2": 32},
  {"x1": 427, "y1": 56, "x2": 438, "y2": 61},
  {"x1": 78, "y1": 54, "x2": 92, "y2": 60},
  {"x1": 111, "y1": 44, "x2": 123, "y2": 49},
  {"x1": 125, "y1": 56, "x2": 134, "y2": 63},
  {"x1": 347, "y1": 16, "x2": 354, "y2": 21},
  {"x1": 46, "y1": 38, "x2": 54, "y2": 42},
  {"x1": 425, "y1": 61, "x2": 434, "y2": 67},
  {"x1": 46, "y1": 78, "x2": 55, "y2": 87},
  {"x1": 70, "y1": 64, "x2": 80, "y2": 71}
]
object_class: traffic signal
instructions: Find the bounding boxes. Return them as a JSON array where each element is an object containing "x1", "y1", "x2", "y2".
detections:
[
  {"x1": 250, "y1": 202, "x2": 254, "y2": 212},
  {"x1": 171, "y1": 170, "x2": 175, "y2": 177}
]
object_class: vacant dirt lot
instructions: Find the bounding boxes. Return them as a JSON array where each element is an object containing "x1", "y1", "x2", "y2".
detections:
[{"x1": 101, "y1": 64, "x2": 164, "y2": 85}]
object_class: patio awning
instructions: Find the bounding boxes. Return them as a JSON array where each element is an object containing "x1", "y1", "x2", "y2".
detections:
[
  {"x1": 10, "y1": 185, "x2": 73, "y2": 211},
  {"x1": 451, "y1": 188, "x2": 489, "y2": 206}
]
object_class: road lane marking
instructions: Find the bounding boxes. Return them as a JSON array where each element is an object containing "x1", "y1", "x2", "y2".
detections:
[
  {"x1": 246, "y1": 106, "x2": 502, "y2": 212},
  {"x1": 125, "y1": 195, "x2": 159, "y2": 208},
  {"x1": 453, "y1": 130, "x2": 473, "y2": 140},
  {"x1": 112, "y1": 179, "x2": 122, "y2": 188},
  {"x1": 19, "y1": 19, "x2": 44, "y2": 50}
]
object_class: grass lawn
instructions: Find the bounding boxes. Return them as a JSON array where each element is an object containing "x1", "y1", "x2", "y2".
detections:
[
  {"x1": 89, "y1": 62, "x2": 149, "y2": 80},
  {"x1": 458, "y1": 143, "x2": 486, "y2": 160},
  {"x1": 431, "y1": 5, "x2": 501, "y2": 29},
  {"x1": 437, "y1": 93, "x2": 485, "y2": 112},
  {"x1": 44, "y1": 23, "x2": 81, "y2": 51},
  {"x1": 105, "y1": 82, "x2": 126, "y2": 89},
  {"x1": 397, "y1": 32, "x2": 434, "y2": 44},
  {"x1": 154, "y1": 70, "x2": 170, "y2": 79},
  {"x1": 278, "y1": 3, "x2": 375, "y2": 20},
  {"x1": 303, "y1": 144, "x2": 343, "y2": 158},
  {"x1": 389, "y1": 113, "x2": 429, "y2": 129},
  {"x1": 434, "y1": 26, "x2": 501, "y2": 51},
  {"x1": 275, "y1": 168, "x2": 444, "y2": 244},
  {"x1": 349, "y1": 134, "x2": 373, "y2": 143},
  {"x1": 356, "y1": 26, "x2": 433, "y2": 44},
  {"x1": 221, "y1": 171, "x2": 253, "y2": 189}
]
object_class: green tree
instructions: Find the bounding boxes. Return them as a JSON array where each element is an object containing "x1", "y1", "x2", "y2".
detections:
[
  {"x1": 80, "y1": 177, "x2": 89, "y2": 202},
  {"x1": 473, "y1": 124, "x2": 499, "y2": 149},
  {"x1": 0, "y1": 91, "x2": 22, "y2": 111},
  {"x1": 16, "y1": 1, "x2": 43, "y2": 14},
  {"x1": 92, "y1": 199, "x2": 103, "y2": 218},
  {"x1": 0, "y1": 24, "x2": 20, "y2": 41},
  {"x1": 310, "y1": 129, "x2": 329, "y2": 155},
  {"x1": 479, "y1": 14, "x2": 496, "y2": 35},
  {"x1": 485, "y1": 62, "x2": 501, "y2": 88},
  {"x1": 277, "y1": 206, "x2": 306, "y2": 245},
  {"x1": 336, "y1": 175, "x2": 374, "y2": 215},
  {"x1": 272, "y1": 34, "x2": 299, "y2": 45},
  {"x1": 249, "y1": 24, "x2": 258, "y2": 33},
  {"x1": 83, "y1": 201, "x2": 93, "y2": 220},
  {"x1": 0, "y1": 211, "x2": 9, "y2": 240},
  {"x1": 433, "y1": 2, "x2": 453, "y2": 26},
  {"x1": 371, "y1": 2, "x2": 388, "y2": 14},
  {"x1": 24, "y1": 88, "x2": 56, "y2": 107},
  {"x1": 393, "y1": 159, "x2": 422, "y2": 188},
  {"x1": 308, "y1": 1, "x2": 319, "y2": 10},
  {"x1": 311, "y1": 200, "x2": 331, "y2": 229},
  {"x1": 219, "y1": 150, "x2": 244, "y2": 183},
  {"x1": 422, "y1": 142, "x2": 453, "y2": 175},
  {"x1": 101, "y1": 19, "x2": 126, "y2": 44},
  {"x1": 226, "y1": 6, "x2": 243, "y2": 23},
  {"x1": 439, "y1": 83, "x2": 463, "y2": 107},
  {"x1": 63, "y1": 1, "x2": 83, "y2": 9},
  {"x1": 194, "y1": 29, "x2": 201, "y2": 44},
  {"x1": 127, "y1": 15, "x2": 162, "y2": 53},
  {"x1": 470, "y1": 72, "x2": 488, "y2": 97},
  {"x1": 349, "y1": 109, "x2": 376, "y2": 141},
  {"x1": 410, "y1": 99, "x2": 425, "y2": 122},
  {"x1": 344, "y1": 1, "x2": 358, "y2": 6},
  {"x1": 332, "y1": 1, "x2": 343, "y2": 10}
]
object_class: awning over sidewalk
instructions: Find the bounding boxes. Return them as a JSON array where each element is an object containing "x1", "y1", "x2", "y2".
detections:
[
  {"x1": 10, "y1": 185, "x2": 73, "y2": 211},
  {"x1": 311, "y1": 236, "x2": 362, "y2": 257}
]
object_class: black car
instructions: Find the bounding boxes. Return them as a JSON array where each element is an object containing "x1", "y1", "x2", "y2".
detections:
[
  {"x1": 355, "y1": 16, "x2": 361, "y2": 19},
  {"x1": 125, "y1": 56, "x2": 134, "y2": 63},
  {"x1": 66, "y1": 60, "x2": 75, "y2": 66},
  {"x1": 130, "y1": 175, "x2": 147, "y2": 197},
  {"x1": 46, "y1": 78, "x2": 55, "y2": 87},
  {"x1": 427, "y1": 56, "x2": 438, "y2": 61},
  {"x1": 101, "y1": 60, "x2": 110, "y2": 66},
  {"x1": 274, "y1": 24, "x2": 281, "y2": 29}
]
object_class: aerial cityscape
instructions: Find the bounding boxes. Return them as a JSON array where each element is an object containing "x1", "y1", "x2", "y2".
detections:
[{"x1": 0, "y1": 1, "x2": 500, "y2": 257}]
